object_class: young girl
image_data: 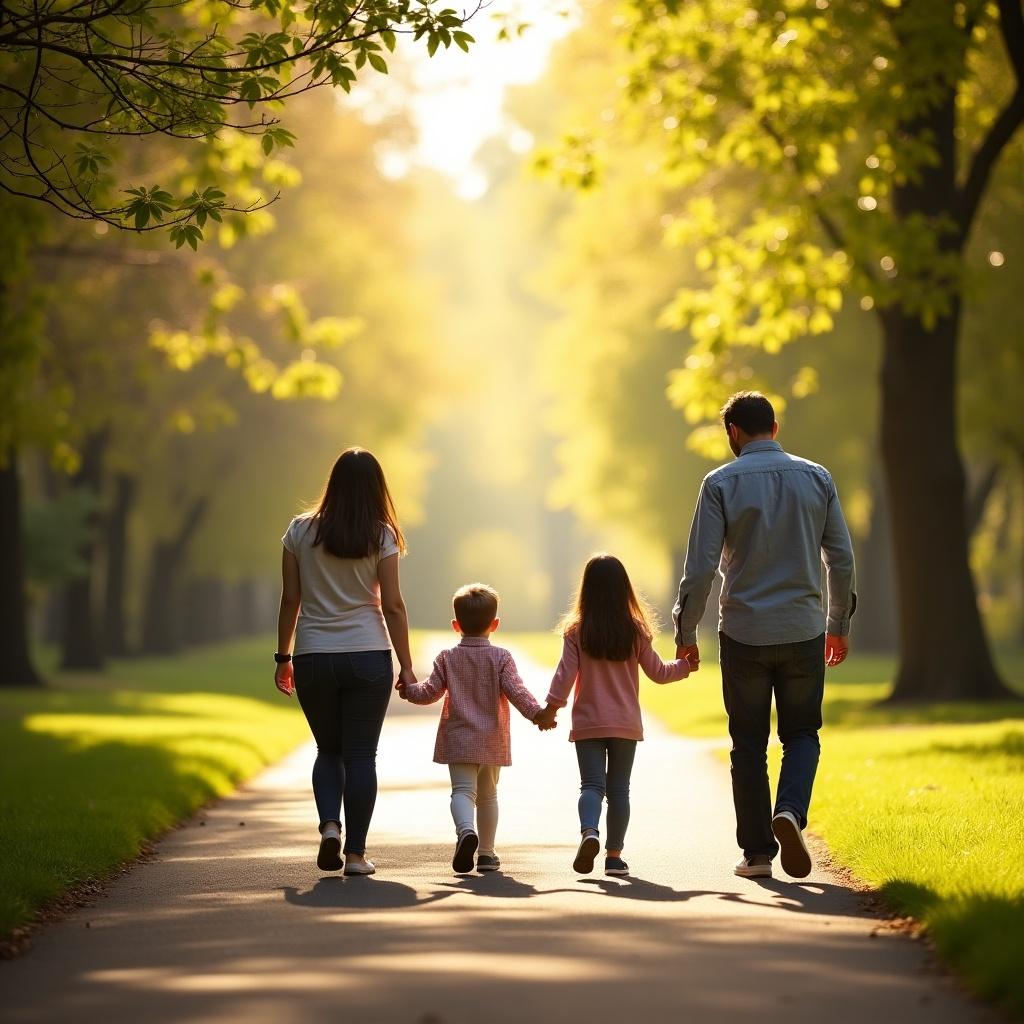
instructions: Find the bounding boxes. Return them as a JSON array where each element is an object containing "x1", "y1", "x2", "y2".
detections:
[{"x1": 534, "y1": 554, "x2": 690, "y2": 877}]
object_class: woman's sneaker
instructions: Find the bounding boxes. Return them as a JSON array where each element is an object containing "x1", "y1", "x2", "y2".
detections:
[
  {"x1": 772, "y1": 810, "x2": 813, "y2": 878},
  {"x1": 573, "y1": 832, "x2": 601, "y2": 874},
  {"x1": 343, "y1": 858, "x2": 375, "y2": 876},
  {"x1": 453, "y1": 830, "x2": 479, "y2": 874},
  {"x1": 316, "y1": 823, "x2": 343, "y2": 872},
  {"x1": 476, "y1": 854, "x2": 501, "y2": 872},
  {"x1": 605, "y1": 857, "x2": 629, "y2": 877},
  {"x1": 734, "y1": 855, "x2": 773, "y2": 878}
]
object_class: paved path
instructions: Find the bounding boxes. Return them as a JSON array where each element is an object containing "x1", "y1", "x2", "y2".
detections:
[{"x1": 2, "y1": 646, "x2": 990, "y2": 1023}]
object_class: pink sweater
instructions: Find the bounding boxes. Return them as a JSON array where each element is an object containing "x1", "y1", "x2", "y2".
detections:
[
  {"x1": 546, "y1": 628, "x2": 689, "y2": 741},
  {"x1": 403, "y1": 636, "x2": 542, "y2": 766}
]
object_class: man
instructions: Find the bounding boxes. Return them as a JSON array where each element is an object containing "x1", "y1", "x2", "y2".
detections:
[{"x1": 673, "y1": 392, "x2": 856, "y2": 880}]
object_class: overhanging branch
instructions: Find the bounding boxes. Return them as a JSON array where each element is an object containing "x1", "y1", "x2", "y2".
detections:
[{"x1": 957, "y1": 0, "x2": 1024, "y2": 242}]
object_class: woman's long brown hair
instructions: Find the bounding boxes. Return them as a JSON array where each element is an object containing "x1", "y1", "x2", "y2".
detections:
[
  {"x1": 306, "y1": 448, "x2": 406, "y2": 559},
  {"x1": 559, "y1": 553, "x2": 656, "y2": 661}
]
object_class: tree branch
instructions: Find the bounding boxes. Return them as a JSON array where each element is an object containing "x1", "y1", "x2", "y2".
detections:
[{"x1": 957, "y1": 0, "x2": 1024, "y2": 242}]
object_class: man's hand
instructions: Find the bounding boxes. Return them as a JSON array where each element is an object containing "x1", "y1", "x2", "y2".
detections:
[
  {"x1": 534, "y1": 705, "x2": 558, "y2": 731},
  {"x1": 677, "y1": 644, "x2": 700, "y2": 672},
  {"x1": 825, "y1": 634, "x2": 849, "y2": 667},
  {"x1": 274, "y1": 662, "x2": 295, "y2": 697}
]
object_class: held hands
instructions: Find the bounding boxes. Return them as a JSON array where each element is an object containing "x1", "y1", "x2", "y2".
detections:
[
  {"x1": 533, "y1": 704, "x2": 558, "y2": 731},
  {"x1": 274, "y1": 661, "x2": 295, "y2": 697},
  {"x1": 825, "y1": 634, "x2": 849, "y2": 667},
  {"x1": 394, "y1": 666, "x2": 418, "y2": 699},
  {"x1": 676, "y1": 644, "x2": 700, "y2": 672}
]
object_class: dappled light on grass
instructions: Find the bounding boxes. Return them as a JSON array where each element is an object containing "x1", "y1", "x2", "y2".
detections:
[
  {"x1": 0, "y1": 639, "x2": 309, "y2": 936},
  {"x1": 642, "y1": 650, "x2": 1024, "y2": 1015}
]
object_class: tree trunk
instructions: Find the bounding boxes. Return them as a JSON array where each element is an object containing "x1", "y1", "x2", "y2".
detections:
[
  {"x1": 965, "y1": 461, "x2": 1001, "y2": 538},
  {"x1": 1014, "y1": 449, "x2": 1024, "y2": 646},
  {"x1": 878, "y1": 49, "x2": 1011, "y2": 702},
  {"x1": 140, "y1": 496, "x2": 209, "y2": 654},
  {"x1": 880, "y1": 305, "x2": 1009, "y2": 700},
  {"x1": 183, "y1": 577, "x2": 227, "y2": 645},
  {"x1": 60, "y1": 431, "x2": 108, "y2": 671},
  {"x1": 0, "y1": 451, "x2": 43, "y2": 687},
  {"x1": 103, "y1": 473, "x2": 136, "y2": 656}
]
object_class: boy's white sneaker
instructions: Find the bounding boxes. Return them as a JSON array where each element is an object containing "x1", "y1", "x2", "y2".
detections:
[
  {"x1": 772, "y1": 810, "x2": 813, "y2": 878},
  {"x1": 453, "y1": 830, "x2": 479, "y2": 874}
]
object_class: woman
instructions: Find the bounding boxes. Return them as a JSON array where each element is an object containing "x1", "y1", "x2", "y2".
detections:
[{"x1": 274, "y1": 447, "x2": 416, "y2": 875}]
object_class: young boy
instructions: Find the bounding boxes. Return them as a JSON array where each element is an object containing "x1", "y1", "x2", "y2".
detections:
[{"x1": 396, "y1": 583, "x2": 552, "y2": 873}]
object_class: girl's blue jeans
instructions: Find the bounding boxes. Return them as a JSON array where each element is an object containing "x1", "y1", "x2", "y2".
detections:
[{"x1": 575, "y1": 737, "x2": 638, "y2": 852}]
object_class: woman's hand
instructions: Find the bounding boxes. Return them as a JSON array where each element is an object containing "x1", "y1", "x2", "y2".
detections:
[
  {"x1": 397, "y1": 666, "x2": 418, "y2": 692},
  {"x1": 275, "y1": 661, "x2": 295, "y2": 697}
]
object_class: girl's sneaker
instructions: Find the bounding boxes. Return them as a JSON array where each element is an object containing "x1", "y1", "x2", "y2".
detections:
[
  {"x1": 453, "y1": 830, "x2": 479, "y2": 874},
  {"x1": 605, "y1": 857, "x2": 629, "y2": 877},
  {"x1": 316, "y1": 823, "x2": 342, "y2": 872},
  {"x1": 573, "y1": 832, "x2": 601, "y2": 874},
  {"x1": 476, "y1": 854, "x2": 501, "y2": 872}
]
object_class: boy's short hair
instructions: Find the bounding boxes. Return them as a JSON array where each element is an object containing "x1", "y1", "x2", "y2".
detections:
[
  {"x1": 453, "y1": 583, "x2": 499, "y2": 635},
  {"x1": 721, "y1": 391, "x2": 775, "y2": 436}
]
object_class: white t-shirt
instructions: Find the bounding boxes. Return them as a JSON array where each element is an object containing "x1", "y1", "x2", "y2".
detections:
[{"x1": 282, "y1": 516, "x2": 400, "y2": 655}]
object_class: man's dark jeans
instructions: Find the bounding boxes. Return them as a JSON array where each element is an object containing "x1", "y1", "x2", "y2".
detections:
[
  {"x1": 719, "y1": 631, "x2": 825, "y2": 859},
  {"x1": 293, "y1": 650, "x2": 393, "y2": 854}
]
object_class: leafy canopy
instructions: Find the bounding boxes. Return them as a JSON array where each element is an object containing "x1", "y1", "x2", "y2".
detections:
[
  {"x1": 0, "y1": 0, "x2": 475, "y2": 244},
  {"x1": 551, "y1": 0, "x2": 1023, "y2": 440}
]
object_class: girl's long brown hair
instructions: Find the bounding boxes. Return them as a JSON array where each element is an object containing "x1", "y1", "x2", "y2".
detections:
[
  {"x1": 306, "y1": 448, "x2": 406, "y2": 559},
  {"x1": 558, "y1": 553, "x2": 656, "y2": 661}
]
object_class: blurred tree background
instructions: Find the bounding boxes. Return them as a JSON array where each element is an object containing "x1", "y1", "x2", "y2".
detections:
[{"x1": 1, "y1": 0, "x2": 1021, "y2": 701}]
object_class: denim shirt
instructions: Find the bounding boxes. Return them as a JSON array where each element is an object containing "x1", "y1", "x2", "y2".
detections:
[{"x1": 672, "y1": 440, "x2": 857, "y2": 647}]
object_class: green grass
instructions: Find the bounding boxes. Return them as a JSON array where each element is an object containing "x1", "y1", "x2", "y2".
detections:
[
  {"x1": 639, "y1": 643, "x2": 1024, "y2": 1018},
  {"x1": 0, "y1": 639, "x2": 310, "y2": 938}
]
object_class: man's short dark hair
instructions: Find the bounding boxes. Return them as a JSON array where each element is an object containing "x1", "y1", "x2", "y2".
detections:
[
  {"x1": 721, "y1": 392, "x2": 775, "y2": 436},
  {"x1": 453, "y1": 583, "x2": 499, "y2": 635}
]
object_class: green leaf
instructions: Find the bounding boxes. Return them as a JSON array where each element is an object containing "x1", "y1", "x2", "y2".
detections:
[{"x1": 367, "y1": 52, "x2": 388, "y2": 73}]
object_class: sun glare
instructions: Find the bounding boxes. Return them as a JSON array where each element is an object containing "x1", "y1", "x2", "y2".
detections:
[{"x1": 350, "y1": 2, "x2": 578, "y2": 199}]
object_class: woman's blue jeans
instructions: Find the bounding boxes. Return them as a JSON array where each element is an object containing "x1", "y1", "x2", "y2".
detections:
[
  {"x1": 293, "y1": 650, "x2": 392, "y2": 854},
  {"x1": 575, "y1": 737, "x2": 638, "y2": 852}
]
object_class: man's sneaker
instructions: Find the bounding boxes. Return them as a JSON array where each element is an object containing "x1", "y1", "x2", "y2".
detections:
[
  {"x1": 316, "y1": 823, "x2": 342, "y2": 872},
  {"x1": 453, "y1": 830, "x2": 479, "y2": 874},
  {"x1": 772, "y1": 810, "x2": 813, "y2": 878},
  {"x1": 573, "y1": 832, "x2": 601, "y2": 874},
  {"x1": 734, "y1": 854, "x2": 773, "y2": 878},
  {"x1": 476, "y1": 854, "x2": 501, "y2": 872},
  {"x1": 605, "y1": 857, "x2": 629, "y2": 877}
]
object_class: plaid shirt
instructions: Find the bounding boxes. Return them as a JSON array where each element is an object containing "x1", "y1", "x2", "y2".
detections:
[{"x1": 403, "y1": 636, "x2": 542, "y2": 766}]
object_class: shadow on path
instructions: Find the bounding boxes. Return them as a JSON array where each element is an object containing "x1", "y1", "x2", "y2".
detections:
[
  {"x1": 577, "y1": 875, "x2": 874, "y2": 919},
  {"x1": 281, "y1": 878, "x2": 460, "y2": 910}
]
